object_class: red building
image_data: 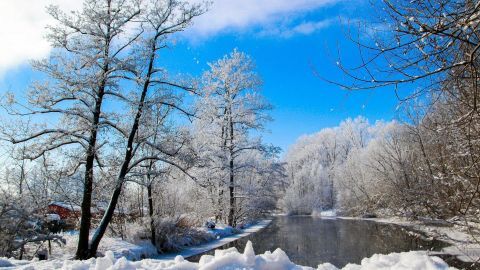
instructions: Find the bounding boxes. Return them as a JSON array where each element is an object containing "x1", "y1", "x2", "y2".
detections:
[
  {"x1": 47, "y1": 202, "x2": 81, "y2": 220},
  {"x1": 47, "y1": 201, "x2": 136, "y2": 228}
]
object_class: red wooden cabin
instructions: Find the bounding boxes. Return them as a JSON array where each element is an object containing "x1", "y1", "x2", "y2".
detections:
[{"x1": 47, "y1": 202, "x2": 81, "y2": 220}]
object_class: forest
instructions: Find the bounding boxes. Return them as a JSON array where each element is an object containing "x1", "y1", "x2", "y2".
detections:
[{"x1": 0, "y1": 0, "x2": 479, "y2": 269}]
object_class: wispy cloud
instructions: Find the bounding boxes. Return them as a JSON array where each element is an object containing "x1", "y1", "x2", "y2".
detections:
[
  {"x1": 187, "y1": 0, "x2": 341, "y2": 37},
  {"x1": 259, "y1": 19, "x2": 334, "y2": 38}
]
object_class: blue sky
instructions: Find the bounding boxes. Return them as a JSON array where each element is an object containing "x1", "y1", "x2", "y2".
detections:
[{"x1": 0, "y1": 0, "x2": 402, "y2": 152}]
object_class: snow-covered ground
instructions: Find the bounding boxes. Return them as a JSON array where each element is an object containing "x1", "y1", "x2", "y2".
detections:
[
  {"x1": 27, "y1": 219, "x2": 271, "y2": 262},
  {"x1": 339, "y1": 216, "x2": 480, "y2": 264},
  {"x1": 154, "y1": 219, "x2": 272, "y2": 261},
  {"x1": 0, "y1": 240, "x2": 457, "y2": 269},
  {"x1": 40, "y1": 231, "x2": 158, "y2": 261}
]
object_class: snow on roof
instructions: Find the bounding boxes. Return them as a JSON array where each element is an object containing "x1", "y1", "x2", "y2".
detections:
[
  {"x1": 95, "y1": 202, "x2": 132, "y2": 215},
  {"x1": 49, "y1": 202, "x2": 108, "y2": 214},
  {"x1": 45, "y1": 213, "x2": 61, "y2": 221},
  {"x1": 49, "y1": 202, "x2": 82, "y2": 212},
  {"x1": 49, "y1": 201, "x2": 134, "y2": 216}
]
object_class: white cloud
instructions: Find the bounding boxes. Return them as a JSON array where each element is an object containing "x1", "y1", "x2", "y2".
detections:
[
  {"x1": 259, "y1": 19, "x2": 334, "y2": 38},
  {"x1": 189, "y1": 0, "x2": 340, "y2": 36},
  {"x1": 0, "y1": 1, "x2": 81, "y2": 76},
  {"x1": 0, "y1": 0, "x2": 340, "y2": 76},
  {"x1": 289, "y1": 20, "x2": 333, "y2": 35}
]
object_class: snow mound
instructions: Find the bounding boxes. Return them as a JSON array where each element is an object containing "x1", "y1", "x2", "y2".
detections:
[
  {"x1": 2, "y1": 241, "x2": 456, "y2": 270},
  {"x1": 312, "y1": 209, "x2": 337, "y2": 218},
  {"x1": 342, "y1": 252, "x2": 455, "y2": 270},
  {"x1": 0, "y1": 258, "x2": 14, "y2": 267}
]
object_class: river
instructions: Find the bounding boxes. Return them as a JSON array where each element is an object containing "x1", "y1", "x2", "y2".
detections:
[{"x1": 188, "y1": 216, "x2": 473, "y2": 269}]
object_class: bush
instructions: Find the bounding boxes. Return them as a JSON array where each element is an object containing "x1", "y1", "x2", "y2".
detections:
[
  {"x1": 124, "y1": 218, "x2": 151, "y2": 243},
  {"x1": 0, "y1": 201, "x2": 65, "y2": 259},
  {"x1": 154, "y1": 216, "x2": 214, "y2": 253}
]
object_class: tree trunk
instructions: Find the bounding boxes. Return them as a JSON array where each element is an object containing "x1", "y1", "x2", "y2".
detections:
[
  {"x1": 88, "y1": 40, "x2": 155, "y2": 257},
  {"x1": 215, "y1": 187, "x2": 224, "y2": 223},
  {"x1": 228, "y1": 158, "x2": 235, "y2": 226},
  {"x1": 88, "y1": 183, "x2": 122, "y2": 257},
  {"x1": 75, "y1": 0, "x2": 113, "y2": 259},
  {"x1": 147, "y1": 183, "x2": 156, "y2": 246},
  {"x1": 75, "y1": 76, "x2": 107, "y2": 260},
  {"x1": 227, "y1": 114, "x2": 235, "y2": 227}
]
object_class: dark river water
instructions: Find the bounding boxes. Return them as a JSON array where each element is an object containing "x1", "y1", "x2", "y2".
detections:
[{"x1": 188, "y1": 216, "x2": 475, "y2": 269}]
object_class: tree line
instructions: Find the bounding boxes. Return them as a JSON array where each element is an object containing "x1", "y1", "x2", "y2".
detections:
[{"x1": 284, "y1": 0, "x2": 480, "y2": 223}]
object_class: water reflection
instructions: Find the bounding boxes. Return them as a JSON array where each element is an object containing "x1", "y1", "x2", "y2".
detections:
[{"x1": 188, "y1": 216, "x2": 449, "y2": 268}]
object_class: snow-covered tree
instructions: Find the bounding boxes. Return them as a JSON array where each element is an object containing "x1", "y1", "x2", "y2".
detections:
[
  {"x1": 87, "y1": 0, "x2": 203, "y2": 257},
  {"x1": 194, "y1": 49, "x2": 274, "y2": 226},
  {"x1": 1, "y1": 0, "x2": 205, "y2": 259},
  {"x1": 330, "y1": 0, "x2": 480, "y2": 221},
  {"x1": 1, "y1": 0, "x2": 145, "y2": 258}
]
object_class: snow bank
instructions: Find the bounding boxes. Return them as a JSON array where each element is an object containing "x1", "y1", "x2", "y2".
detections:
[
  {"x1": 45, "y1": 232, "x2": 158, "y2": 261},
  {"x1": 207, "y1": 225, "x2": 237, "y2": 238},
  {"x1": 2, "y1": 241, "x2": 456, "y2": 270},
  {"x1": 153, "y1": 220, "x2": 272, "y2": 261},
  {"x1": 343, "y1": 216, "x2": 480, "y2": 263},
  {"x1": 0, "y1": 258, "x2": 14, "y2": 267},
  {"x1": 311, "y1": 210, "x2": 337, "y2": 218},
  {"x1": 341, "y1": 252, "x2": 455, "y2": 270}
]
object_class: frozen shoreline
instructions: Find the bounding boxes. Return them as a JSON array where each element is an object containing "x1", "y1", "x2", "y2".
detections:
[
  {"x1": 153, "y1": 219, "x2": 272, "y2": 261},
  {"x1": 337, "y1": 216, "x2": 480, "y2": 263},
  {"x1": 0, "y1": 240, "x2": 457, "y2": 270}
]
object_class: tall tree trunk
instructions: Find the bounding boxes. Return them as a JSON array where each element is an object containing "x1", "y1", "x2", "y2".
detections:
[
  {"x1": 75, "y1": 0, "x2": 113, "y2": 259},
  {"x1": 88, "y1": 182, "x2": 122, "y2": 256},
  {"x1": 218, "y1": 115, "x2": 228, "y2": 223},
  {"x1": 215, "y1": 187, "x2": 224, "y2": 222},
  {"x1": 228, "y1": 162, "x2": 235, "y2": 226},
  {"x1": 88, "y1": 40, "x2": 155, "y2": 257},
  {"x1": 147, "y1": 183, "x2": 156, "y2": 246},
  {"x1": 227, "y1": 114, "x2": 235, "y2": 227},
  {"x1": 75, "y1": 68, "x2": 109, "y2": 259}
]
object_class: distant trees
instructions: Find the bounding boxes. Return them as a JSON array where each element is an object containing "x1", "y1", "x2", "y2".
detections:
[
  {"x1": 282, "y1": 117, "x2": 372, "y2": 214},
  {"x1": 334, "y1": 121, "x2": 406, "y2": 215},
  {"x1": 284, "y1": 112, "x2": 479, "y2": 220}
]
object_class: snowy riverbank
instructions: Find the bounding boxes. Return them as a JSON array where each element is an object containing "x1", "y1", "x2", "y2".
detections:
[
  {"x1": 0, "y1": 240, "x2": 457, "y2": 270},
  {"x1": 0, "y1": 219, "x2": 272, "y2": 269},
  {"x1": 338, "y1": 216, "x2": 480, "y2": 264},
  {"x1": 153, "y1": 219, "x2": 272, "y2": 261}
]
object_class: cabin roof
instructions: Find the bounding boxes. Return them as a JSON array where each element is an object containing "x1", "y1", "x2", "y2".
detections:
[{"x1": 49, "y1": 201, "x2": 82, "y2": 212}]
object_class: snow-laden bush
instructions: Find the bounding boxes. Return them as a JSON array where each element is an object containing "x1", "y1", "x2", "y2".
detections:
[
  {"x1": 124, "y1": 219, "x2": 151, "y2": 244},
  {"x1": 0, "y1": 211, "x2": 16, "y2": 257},
  {"x1": 0, "y1": 198, "x2": 65, "y2": 259},
  {"x1": 0, "y1": 196, "x2": 32, "y2": 257},
  {"x1": 154, "y1": 216, "x2": 214, "y2": 252}
]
